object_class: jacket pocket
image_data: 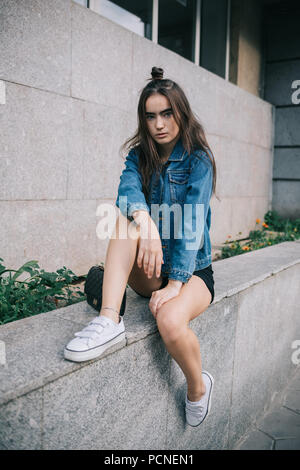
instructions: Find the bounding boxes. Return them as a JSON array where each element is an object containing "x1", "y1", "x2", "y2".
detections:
[{"x1": 168, "y1": 171, "x2": 189, "y2": 203}]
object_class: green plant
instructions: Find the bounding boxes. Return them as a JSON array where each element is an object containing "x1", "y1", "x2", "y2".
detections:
[
  {"x1": 220, "y1": 241, "x2": 245, "y2": 258},
  {"x1": 221, "y1": 211, "x2": 299, "y2": 260},
  {"x1": 0, "y1": 259, "x2": 86, "y2": 325},
  {"x1": 264, "y1": 210, "x2": 300, "y2": 233}
]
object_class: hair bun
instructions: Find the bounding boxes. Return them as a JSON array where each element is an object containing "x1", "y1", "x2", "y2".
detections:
[{"x1": 151, "y1": 67, "x2": 164, "y2": 81}]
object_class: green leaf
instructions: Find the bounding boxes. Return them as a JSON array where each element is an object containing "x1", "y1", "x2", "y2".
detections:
[{"x1": 11, "y1": 260, "x2": 40, "y2": 281}]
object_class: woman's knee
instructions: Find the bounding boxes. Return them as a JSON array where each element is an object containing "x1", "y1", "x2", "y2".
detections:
[{"x1": 156, "y1": 304, "x2": 187, "y2": 342}]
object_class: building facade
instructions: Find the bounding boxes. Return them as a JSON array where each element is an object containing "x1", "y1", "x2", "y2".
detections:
[{"x1": 1, "y1": 0, "x2": 297, "y2": 275}]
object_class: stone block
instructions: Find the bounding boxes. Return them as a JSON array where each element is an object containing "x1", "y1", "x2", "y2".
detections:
[
  {"x1": 0, "y1": 199, "x2": 97, "y2": 278},
  {"x1": 210, "y1": 197, "x2": 234, "y2": 245},
  {"x1": 71, "y1": 2, "x2": 133, "y2": 112},
  {"x1": 252, "y1": 145, "x2": 274, "y2": 198},
  {"x1": 214, "y1": 140, "x2": 252, "y2": 198},
  {"x1": 0, "y1": 0, "x2": 71, "y2": 95},
  {"x1": 272, "y1": 180, "x2": 300, "y2": 219},
  {"x1": 0, "y1": 82, "x2": 83, "y2": 201},
  {"x1": 275, "y1": 107, "x2": 300, "y2": 146},
  {"x1": 0, "y1": 308, "x2": 99, "y2": 406},
  {"x1": 0, "y1": 82, "x2": 136, "y2": 203},
  {"x1": 175, "y1": 54, "x2": 219, "y2": 137},
  {"x1": 223, "y1": 90, "x2": 273, "y2": 150},
  {"x1": 81, "y1": 102, "x2": 135, "y2": 200},
  {"x1": 273, "y1": 148, "x2": 300, "y2": 180},
  {"x1": 0, "y1": 389, "x2": 43, "y2": 450},
  {"x1": 42, "y1": 333, "x2": 169, "y2": 449},
  {"x1": 216, "y1": 82, "x2": 249, "y2": 142},
  {"x1": 226, "y1": 196, "x2": 268, "y2": 241}
]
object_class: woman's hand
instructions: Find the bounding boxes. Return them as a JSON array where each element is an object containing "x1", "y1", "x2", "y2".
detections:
[
  {"x1": 149, "y1": 280, "x2": 183, "y2": 318},
  {"x1": 133, "y1": 211, "x2": 164, "y2": 279}
]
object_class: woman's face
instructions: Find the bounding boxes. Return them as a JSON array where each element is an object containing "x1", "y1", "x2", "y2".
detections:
[{"x1": 145, "y1": 93, "x2": 180, "y2": 147}]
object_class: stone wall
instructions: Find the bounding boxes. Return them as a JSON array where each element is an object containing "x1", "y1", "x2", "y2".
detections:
[
  {"x1": 0, "y1": 0, "x2": 274, "y2": 276},
  {"x1": 0, "y1": 241, "x2": 299, "y2": 449}
]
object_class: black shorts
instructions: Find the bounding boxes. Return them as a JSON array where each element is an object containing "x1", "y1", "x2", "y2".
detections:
[{"x1": 161, "y1": 264, "x2": 215, "y2": 304}]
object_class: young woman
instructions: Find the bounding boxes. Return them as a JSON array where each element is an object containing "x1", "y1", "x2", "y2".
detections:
[{"x1": 64, "y1": 67, "x2": 217, "y2": 427}]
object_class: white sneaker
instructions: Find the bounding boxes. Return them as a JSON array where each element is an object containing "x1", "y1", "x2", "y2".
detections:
[
  {"x1": 64, "y1": 315, "x2": 125, "y2": 362},
  {"x1": 185, "y1": 370, "x2": 214, "y2": 427}
]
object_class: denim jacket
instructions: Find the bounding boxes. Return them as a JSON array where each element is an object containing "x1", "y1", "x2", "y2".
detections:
[{"x1": 115, "y1": 137, "x2": 213, "y2": 283}]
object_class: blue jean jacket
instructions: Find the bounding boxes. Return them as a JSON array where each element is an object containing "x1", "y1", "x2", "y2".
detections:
[{"x1": 115, "y1": 137, "x2": 213, "y2": 283}]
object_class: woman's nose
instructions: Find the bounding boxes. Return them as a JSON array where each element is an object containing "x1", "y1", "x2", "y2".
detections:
[{"x1": 156, "y1": 116, "x2": 164, "y2": 128}]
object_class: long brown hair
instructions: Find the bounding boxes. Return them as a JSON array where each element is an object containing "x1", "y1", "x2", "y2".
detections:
[{"x1": 120, "y1": 66, "x2": 217, "y2": 202}]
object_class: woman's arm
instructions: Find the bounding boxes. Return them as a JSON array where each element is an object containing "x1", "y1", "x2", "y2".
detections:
[
  {"x1": 115, "y1": 148, "x2": 150, "y2": 221},
  {"x1": 168, "y1": 152, "x2": 213, "y2": 284},
  {"x1": 149, "y1": 153, "x2": 213, "y2": 317},
  {"x1": 130, "y1": 209, "x2": 164, "y2": 279}
]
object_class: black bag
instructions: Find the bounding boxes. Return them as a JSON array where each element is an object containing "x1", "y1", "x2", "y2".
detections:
[{"x1": 84, "y1": 265, "x2": 126, "y2": 316}]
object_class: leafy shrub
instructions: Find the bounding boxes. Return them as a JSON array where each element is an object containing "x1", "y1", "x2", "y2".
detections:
[
  {"x1": 221, "y1": 211, "x2": 299, "y2": 260},
  {"x1": 264, "y1": 210, "x2": 300, "y2": 233},
  {"x1": 0, "y1": 259, "x2": 86, "y2": 325}
]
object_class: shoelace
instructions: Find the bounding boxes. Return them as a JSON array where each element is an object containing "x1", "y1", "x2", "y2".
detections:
[
  {"x1": 74, "y1": 317, "x2": 111, "y2": 345},
  {"x1": 185, "y1": 399, "x2": 204, "y2": 418}
]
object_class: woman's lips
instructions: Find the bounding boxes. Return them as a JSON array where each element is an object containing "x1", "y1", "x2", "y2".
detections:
[{"x1": 156, "y1": 133, "x2": 168, "y2": 138}]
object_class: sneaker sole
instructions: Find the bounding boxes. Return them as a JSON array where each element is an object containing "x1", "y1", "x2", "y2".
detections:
[
  {"x1": 64, "y1": 331, "x2": 125, "y2": 362},
  {"x1": 186, "y1": 370, "x2": 214, "y2": 427}
]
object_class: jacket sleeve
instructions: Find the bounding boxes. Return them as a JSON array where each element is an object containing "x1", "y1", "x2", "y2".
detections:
[
  {"x1": 168, "y1": 151, "x2": 213, "y2": 283},
  {"x1": 115, "y1": 148, "x2": 150, "y2": 221}
]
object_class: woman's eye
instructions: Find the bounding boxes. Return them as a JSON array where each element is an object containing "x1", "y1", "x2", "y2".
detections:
[{"x1": 146, "y1": 112, "x2": 172, "y2": 120}]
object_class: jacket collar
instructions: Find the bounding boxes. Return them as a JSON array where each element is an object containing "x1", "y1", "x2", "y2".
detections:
[{"x1": 167, "y1": 136, "x2": 187, "y2": 162}]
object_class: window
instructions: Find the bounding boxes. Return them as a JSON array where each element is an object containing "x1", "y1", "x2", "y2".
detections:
[
  {"x1": 73, "y1": 0, "x2": 89, "y2": 7},
  {"x1": 74, "y1": 0, "x2": 231, "y2": 81},
  {"x1": 200, "y1": 0, "x2": 229, "y2": 79},
  {"x1": 158, "y1": 0, "x2": 197, "y2": 62},
  {"x1": 89, "y1": 0, "x2": 153, "y2": 39}
]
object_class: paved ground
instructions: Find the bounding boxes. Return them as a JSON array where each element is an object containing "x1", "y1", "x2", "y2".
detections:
[{"x1": 234, "y1": 367, "x2": 300, "y2": 449}]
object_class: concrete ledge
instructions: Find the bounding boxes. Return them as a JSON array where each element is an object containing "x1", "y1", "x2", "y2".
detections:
[{"x1": 0, "y1": 241, "x2": 299, "y2": 449}]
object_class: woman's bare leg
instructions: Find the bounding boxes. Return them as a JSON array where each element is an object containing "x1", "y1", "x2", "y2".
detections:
[
  {"x1": 155, "y1": 276, "x2": 212, "y2": 401},
  {"x1": 100, "y1": 213, "x2": 164, "y2": 323}
]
